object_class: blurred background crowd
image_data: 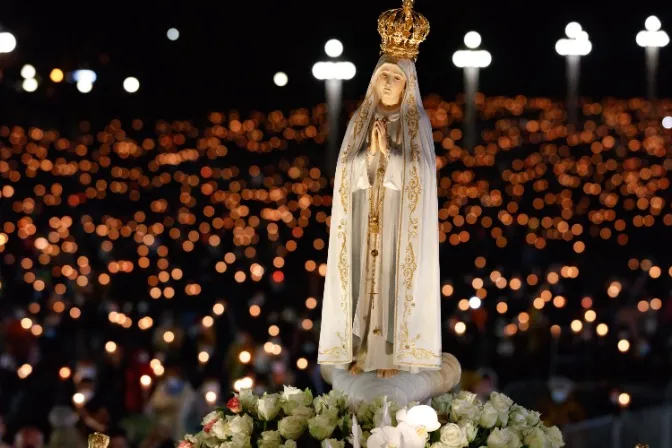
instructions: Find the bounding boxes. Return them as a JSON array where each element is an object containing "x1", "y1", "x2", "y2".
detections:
[
  {"x1": 1, "y1": 0, "x2": 672, "y2": 447},
  {"x1": 1, "y1": 96, "x2": 671, "y2": 447}
]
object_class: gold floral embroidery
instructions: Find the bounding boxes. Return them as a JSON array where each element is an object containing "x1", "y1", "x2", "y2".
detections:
[
  {"x1": 318, "y1": 332, "x2": 348, "y2": 360},
  {"x1": 406, "y1": 93, "x2": 420, "y2": 162},
  {"x1": 337, "y1": 219, "x2": 349, "y2": 312},
  {"x1": 397, "y1": 322, "x2": 441, "y2": 360},
  {"x1": 405, "y1": 165, "x2": 422, "y2": 214},
  {"x1": 394, "y1": 85, "x2": 439, "y2": 364},
  {"x1": 408, "y1": 216, "x2": 419, "y2": 240},
  {"x1": 339, "y1": 94, "x2": 373, "y2": 212},
  {"x1": 401, "y1": 242, "x2": 416, "y2": 290},
  {"x1": 397, "y1": 241, "x2": 439, "y2": 361},
  {"x1": 354, "y1": 95, "x2": 373, "y2": 139},
  {"x1": 338, "y1": 165, "x2": 349, "y2": 212}
]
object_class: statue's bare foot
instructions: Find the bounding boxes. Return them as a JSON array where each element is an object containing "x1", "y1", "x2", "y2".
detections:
[
  {"x1": 377, "y1": 369, "x2": 399, "y2": 379},
  {"x1": 349, "y1": 363, "x2": 363, "y2": 375}
]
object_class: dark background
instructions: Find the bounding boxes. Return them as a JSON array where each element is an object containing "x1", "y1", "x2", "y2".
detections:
[{"x1": 1, "y1": 0, "x2": 671, "y2": 124}]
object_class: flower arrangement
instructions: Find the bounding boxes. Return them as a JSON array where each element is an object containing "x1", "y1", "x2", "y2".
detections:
[{"x1": 178, "y1": 387, "x2": 564, "y2": 448}]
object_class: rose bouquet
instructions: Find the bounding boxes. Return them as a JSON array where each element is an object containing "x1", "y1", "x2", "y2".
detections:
[{"x1": 177, "y1": 386, "x2": 564, "y2": 448}]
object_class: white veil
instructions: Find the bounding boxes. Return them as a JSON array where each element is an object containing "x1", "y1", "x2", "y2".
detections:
[{"x1": 318, "y1": 55, "x2": 442, "y2": 370}]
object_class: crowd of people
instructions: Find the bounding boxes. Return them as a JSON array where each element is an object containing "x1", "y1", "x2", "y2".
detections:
[{"x1": 0, "y1": 94, "x2": 671, "y2": 446}]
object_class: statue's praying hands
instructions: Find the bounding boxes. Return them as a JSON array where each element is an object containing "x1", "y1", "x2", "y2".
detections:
[{"x1": 369, "y1": 119, "x2": 388, "y2": 156}]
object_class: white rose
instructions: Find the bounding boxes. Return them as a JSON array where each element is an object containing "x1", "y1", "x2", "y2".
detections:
[
  {"x1": 237, "y1": 389, "x2": 258, "y2": 414},
  {"x1": 432, "y1": 393, "x2": 454, "y2": 416},
  {"x1": 480, "y1": 402, "x2": 498, "y2": 429},
  {"x1": 258, "y1": 431, "x2": 283, "y2": 448},
  {"x1": 278, "y1": 416, "x2": 307, "y2": 440},
  {"x1": 486, "y1": 428, "x2": 522, "y2": 448},
  {"x1": 231, "y1": 434, "x2": 252, "y2": 448},
  {"x1": 282, "y1": 386, "x2": 313, "y2": 414},
  {"x1": 321, "y1": 439, "x2": 345, "y2": 448},
  {"x1": 258, "y1": 394, "x2": 282, "y2": 421},
  {"x1": 202, "y1": 410, "x2": 221, "y2": 427},
  {"x1": 542, "y1": 426, "x2": 565, "y2": 448},
  {"x1": 198, "y1": 432, "x2": 220, "y2": 448},
  {"x1": 489, "y1": 392, "x2": 513, "y2": 413},
  {"x1": 282, "y1": 385, "x2": 302, "y2": 399},
  {"x1": 211, "y1": 419, "x2": 230, "y2": 440},
  {"x1": 220, "y1": 433, "x2": 252, "y2": 448},
  {"x1": 527, "y1": 411, "x2": 541, "y2": 427},
  {"x1": 523, "y1": 427, "x2": 550, "y2": 448},
  {"x1": 227, "y1": 415, "x2": 254, "y2": 436},
  {"x1": 308, "y1": 413, "x2": 339, "y2": 441},
  {"x1": 439, "y1": 423, "x2": 469, "y2": 448},
  {"x1": 508, "y1": 405, "x2": 530, "y2": 428},
  {"x1": 291, "y1": 405, "x2": 314, "y2": 419},
  {"x1": 456, "y1": 391, "x2": 478, "y2": 403},
  {"x1": 450, "y1": 399, "x2": 481, "y2": 423},
  {"x1": 489, "y1": 393, "x2": 513, "y2": 426},
  {"x1": 313, "y1": 395, "x2": 328, "y2": 414},
  {"x1": 459, "y1": 420, "x2": 478, "y2": 443},
  {"x1": 327, "y1": 389, "x2": 348, "y2": 411}
]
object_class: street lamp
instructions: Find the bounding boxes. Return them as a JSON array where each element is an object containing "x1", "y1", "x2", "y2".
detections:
[
  {"x1": 312, "y1": 39, "x2": 356, "y2": 175},
  {"x1": 636, "y1": 16, "x2": 669, "y2": 103},
  {"x1": 0, "y1": 32, "x2": 16, "y2": 54},
  {"x1": 73, "y1": 69, "x2": 97, "y2": 94},
  {"x1": 556, "y1": 22, "x2": 592, "y2": 126},
  {"x1": 453, "y1": 31, "x2": 491, "y2": 149},
  {"x1": 21, "y1": 64, "x2": 38, "y2": 92}
]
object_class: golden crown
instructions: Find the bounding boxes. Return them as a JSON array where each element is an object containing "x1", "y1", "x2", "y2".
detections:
[{"x1": 377, "y1": 0, "x2": 430, "y2": 61}]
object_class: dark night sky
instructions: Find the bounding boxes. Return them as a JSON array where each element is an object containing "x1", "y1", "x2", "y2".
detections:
[{"x1": 1, "y1": 0, "x2": 671, "y2": 122}]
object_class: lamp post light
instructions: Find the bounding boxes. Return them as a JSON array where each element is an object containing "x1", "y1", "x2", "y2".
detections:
[
  {"x1": 0, "y1": 31, "x2": 16, "y2": 54},
  {"x1": 312, "y1": 39, "x2": 356, "y2": 174},
  {"x1": 556, "y1": 22, "x2": 592, "y2": 126},
  {"x1": 0, "y1": 30, "x2": 17, "y2": 84},
  {"x1": 453, "y1": 31, "x2": 491, "y2": 149},
  {"x1": 636, "y1": 16, "x2": 669, "y2": 103}
]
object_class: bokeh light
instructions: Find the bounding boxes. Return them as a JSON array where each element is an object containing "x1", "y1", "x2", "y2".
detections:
[
  {"x1": 123, "y1": 77, "x2": 140, "y2": 93},
  {"x1": 324, "y1": 39, "x2": 344, "y2": 57},
  {"x1": 273, "y1": 72, "x2": 288, "y2": 87},
  {"x1": 167, "y1": 28, "x2": 180, "y2": 41}
]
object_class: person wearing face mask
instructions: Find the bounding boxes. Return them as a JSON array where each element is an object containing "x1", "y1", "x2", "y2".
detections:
[
  {"x1": 46, "y1": 405, "x2": 86, "y2": 448},
  {"x1": 75, "y1": 378, "x2": 97, "y2": 407},
  {"x1": 145, "y1": 362, "x2": 197, "y2": 443},
  {"x1": 537, "y1": 376, "x2": 587, "y2": 426}
]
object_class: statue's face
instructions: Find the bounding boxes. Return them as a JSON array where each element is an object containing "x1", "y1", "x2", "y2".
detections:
[{"x1": 375, "y1": 63, "x2": 406, "y2": 107}]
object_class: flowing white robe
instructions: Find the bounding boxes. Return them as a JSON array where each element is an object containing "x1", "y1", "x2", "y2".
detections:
[
  {"x1": 318, "y1": 55, "x2": 442, "y2": 372},
  {"x1": 350, "y1": 107, "x2": 403, "y2": 371}
]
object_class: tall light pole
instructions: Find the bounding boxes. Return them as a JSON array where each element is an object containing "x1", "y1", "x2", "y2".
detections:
[
  {"x1": 636, "y1": 16, "x2": 669, "y2": 104},
  {"x1": 453, "y1": 31, "x2": 491, "y2": 149},
  {"x1": 0, "y1": 30, "x2": 17, "y2": 83},
  {"x1": 556, "y1": 22, "x2": 592, "y2": 127},
  {"x1": 312, "y1": 39, "x2": 356, "y2": 175}
]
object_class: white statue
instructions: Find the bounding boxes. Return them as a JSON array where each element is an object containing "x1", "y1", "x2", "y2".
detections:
[{"x1": 318, "y1": 0, "x2": 444, "y2": 381}]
